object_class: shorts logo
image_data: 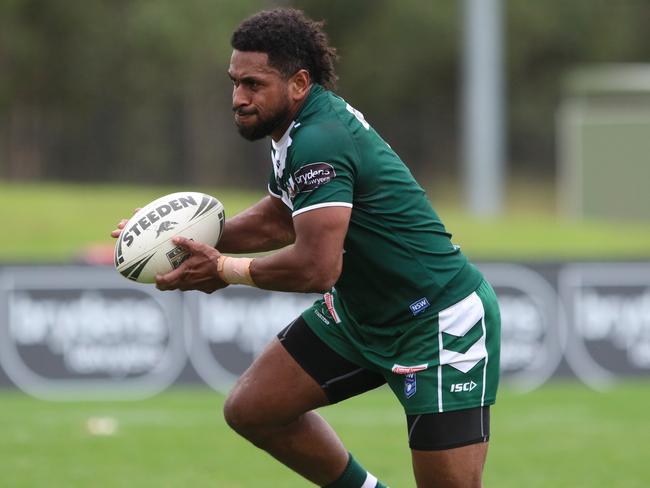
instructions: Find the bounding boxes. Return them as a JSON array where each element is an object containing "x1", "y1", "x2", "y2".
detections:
[
  {"x1": 293, "y1": 163, "x2": 336, "y2": 193},
  {"x1": 392, "y1": 363, "x2": 428, "y2": 374},
  {"x1": 450, "y1": 381, "x2": 477, "y2": 393},
  {"x1": 404, "y1": 373, "x2": 417, "y2": 398},
  {"x1": 313, "y1": 308, "x2": 331, "y2": 325},
  {"x1": 409, "y1": 297, "x2": 430, "y2": 316}
]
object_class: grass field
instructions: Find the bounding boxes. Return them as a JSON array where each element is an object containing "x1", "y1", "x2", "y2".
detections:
[
  {"x1": 2, "y1": 382, "x2": 649, "y2": 487},
  {"x1": 3, "y1": 180, "x2": 650, "y2": 486},
  {"x1": 3, "y1": 180, "x2": 650, "y2": 262},
  {"x1": 0, "y1": 181, "x2": 262, "y2": 262}
]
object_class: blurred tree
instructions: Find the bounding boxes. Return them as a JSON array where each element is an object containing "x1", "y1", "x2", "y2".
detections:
[
  {"x1": 297, "y1": 0, "x2": 650, "y2": 182},
  {"x1": 0, "y1": 0, "x2": 267, "y2": 185},
  {"x1": 1, "y1": 0, "x2": 649, "y2": 186},
  {"x1": 506, "y1": 0, "x2": 650, "y2": 177},
  {"x1": 295, "y1": 0, "x2": 461, "y2": 183}
]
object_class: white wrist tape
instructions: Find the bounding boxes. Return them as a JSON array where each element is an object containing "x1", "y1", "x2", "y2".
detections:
[{"x1": 217, "y1": 256, "x2": 256, "y2": 286}]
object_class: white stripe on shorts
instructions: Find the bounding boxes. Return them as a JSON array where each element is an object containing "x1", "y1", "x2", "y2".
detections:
[
  {"x1": 361, "y1": 472, "x2": 378, "y2": 488},
  {"x1": 481, "y1": 314, "x2": 487, "y2": 407},
  {"x1": 437, "y1": 333, "x2": 444, "y2": 412},
  {"x1": 438, "y1": 292, "x2": 487, "y2": 373},
  {"x1": 437, "y1": 290, "x2": 488, "y2": 412}
]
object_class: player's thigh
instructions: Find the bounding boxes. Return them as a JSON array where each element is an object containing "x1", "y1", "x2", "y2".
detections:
[
  {"x1": 225, "y1": 316, "x2": 385, "y2": 425},
  {"x1": 408, "y1": 406, "x2": 490, "y2": 488},
  {"x1": 224, "y1": 335, "x2": 328, "y2": 427},
  {"x1": 411, "y1": 442, "x2": 488, "y2": 488},
  {"x1": 277, "y1": 316, "x2": 386, "y2": 405}
]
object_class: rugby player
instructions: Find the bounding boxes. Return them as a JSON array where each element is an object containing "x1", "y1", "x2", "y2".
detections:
[{"x1": 114, "y1": 8, "x2": 500, "y2": 487}]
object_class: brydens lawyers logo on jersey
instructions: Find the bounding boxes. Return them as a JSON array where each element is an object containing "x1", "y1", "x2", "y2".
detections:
[{"x1": 293, "y1": 163, "x2": 336, "y2": 192}]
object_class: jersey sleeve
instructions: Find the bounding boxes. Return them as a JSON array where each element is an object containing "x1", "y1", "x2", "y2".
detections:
[{"x1": 287, "y1": 125, "x2": 357, "y2": 217}]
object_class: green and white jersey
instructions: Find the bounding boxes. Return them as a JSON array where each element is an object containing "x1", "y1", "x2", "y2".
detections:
[{"x1": 268, "y1": 84, "x2": 483, "y2": 329}]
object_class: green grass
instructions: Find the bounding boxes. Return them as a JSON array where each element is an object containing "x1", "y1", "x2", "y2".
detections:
[
  {"x1": 1, "y1": 181, "x2": 262, "y2": 262},
  {"x1": 1, "y1": 382, "x2": 649, "y2": 487},
  {"x1": 2, "y1": 180, "x2": 650, "y2": 262},
  {"x1": 432, "y1": 178, "x2": 650, "y2": 260}
]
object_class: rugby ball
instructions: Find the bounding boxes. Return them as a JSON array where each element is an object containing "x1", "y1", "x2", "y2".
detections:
[{"x1": 114, "y1": 192, "x2": 225, "y2": 283}]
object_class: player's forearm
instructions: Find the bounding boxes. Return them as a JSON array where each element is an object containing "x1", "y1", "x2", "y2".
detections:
[
  {"x1": 217, "y1": 206, "x2": 349, "y2": 293},
  {"x1": 249, "y1": 244, "x2": 342, "y2": 293},
  {"x1": 217, "y1": 196, "x2": 295, "y2": 254},
  {"x1": 218, "y1": 218, "x2": 288, "y2": 253}
]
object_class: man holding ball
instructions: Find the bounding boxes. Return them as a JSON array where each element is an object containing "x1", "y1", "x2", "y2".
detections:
[{"x1": 113, "y1": 8, "x2": 500, "y2": 488}]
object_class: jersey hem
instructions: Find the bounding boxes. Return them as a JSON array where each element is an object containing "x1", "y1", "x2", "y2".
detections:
[
  {"x1": 301, "y1": 310, "x2": 378, "y2": 371},
  {"x1": 292, "y1": 202, "x2": 353, "y2": 217}
]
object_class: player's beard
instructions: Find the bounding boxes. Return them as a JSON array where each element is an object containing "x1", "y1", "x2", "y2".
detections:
[{"x1": 235, "y1": 100, "x2": 291, "y2": 141}]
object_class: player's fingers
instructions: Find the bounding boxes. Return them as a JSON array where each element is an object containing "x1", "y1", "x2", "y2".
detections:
[
  {"x1": 155, "y1": 266, "x2": 184, "y2": 290},
  {"x1": 172, "y1": 236, "x2": 202, "y2": 252},
  {"x1": 155, "y1": 273, "x2": 176, "y2": 290},
  {"x1": 110, "y1": 219, "x2": 130, "y2": 238}
]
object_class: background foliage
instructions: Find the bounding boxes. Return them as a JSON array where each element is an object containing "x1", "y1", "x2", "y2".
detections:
[{"x1": 2, "y1": 0, "x2": 650, "y2": 188}]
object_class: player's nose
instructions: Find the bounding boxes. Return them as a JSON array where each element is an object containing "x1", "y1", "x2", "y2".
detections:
[{"x1": 232, "y1": 85, "x2": 250, "y2": 112}]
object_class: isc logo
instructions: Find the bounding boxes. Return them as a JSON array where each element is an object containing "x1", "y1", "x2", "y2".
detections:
[{"x1": 450, "y1": 381, "x2": 477, "y2": 393}]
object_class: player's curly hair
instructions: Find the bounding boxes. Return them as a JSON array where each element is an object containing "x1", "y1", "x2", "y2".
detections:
[{"x1": 231, "y1": 8, "x2": 338, "y2": 90}]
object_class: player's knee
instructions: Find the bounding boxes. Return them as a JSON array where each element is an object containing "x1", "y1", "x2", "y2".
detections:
[
  {"x1": 223, "y1": 388, "x2": 266, "y2": 438},
  {"x1": 223, "y1": 390, "x2": 248, "y2": 433}
]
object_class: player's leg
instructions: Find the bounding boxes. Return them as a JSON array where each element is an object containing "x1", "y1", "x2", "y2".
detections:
[
  {"x1": 223, "y1": 317, "x2": 387, "y2": 486},
  {"x1": 385, "y1": 279, "x2": 500, "y2": 487},
  {"x1": 408, "y1": 407, "x2": 490, "y2": 487},
  {"x1": 224, "y1": 335, "x2": 343, "y2": 485},
  {"x1": 411, "y1": 444, "x2": 488, "y2": 488}
]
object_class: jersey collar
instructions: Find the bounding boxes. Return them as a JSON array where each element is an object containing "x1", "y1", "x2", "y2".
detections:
[
  {"x1": 295, "y1": 83, "x2": 324, "y2": 123},
  {"x1": 272, "y1": 83, "x2": 325, "y2": 147}
]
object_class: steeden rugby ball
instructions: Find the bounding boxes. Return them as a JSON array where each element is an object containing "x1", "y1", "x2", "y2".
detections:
[{"x1": 114, "y1": 192, "x2": 225, "y2": 283}]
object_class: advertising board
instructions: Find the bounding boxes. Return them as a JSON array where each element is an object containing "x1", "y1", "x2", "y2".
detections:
[{"x1": 1, "y1": 262, "x2": 648, "y2": 399}]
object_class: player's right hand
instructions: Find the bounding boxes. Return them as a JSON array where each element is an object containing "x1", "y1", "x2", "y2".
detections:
[
  {"x1": 110, "y1": 208, "x2": 140, "y2": 239},
  {"x1": 110, "y1": 219, "x2": 129, "y2": 239},
  {"x1": 155, "y1": 236, "x2": 228, "y2": 294}
]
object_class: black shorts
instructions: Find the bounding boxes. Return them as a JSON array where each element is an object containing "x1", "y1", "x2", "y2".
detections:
[{"x1": 278, "y1": 317, "x2": 490, "y2": 451}]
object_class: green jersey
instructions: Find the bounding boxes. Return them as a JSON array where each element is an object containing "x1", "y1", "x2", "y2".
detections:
[{"x1": 268, "y1": 84, "x2": 482, "y2": 329}]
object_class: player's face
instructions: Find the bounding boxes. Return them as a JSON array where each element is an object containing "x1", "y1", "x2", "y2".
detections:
[{"x1": 228, "y1": 50, "x2": 292, "y2": 141}]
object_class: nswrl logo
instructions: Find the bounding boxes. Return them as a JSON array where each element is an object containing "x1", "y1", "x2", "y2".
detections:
[
  {"x1": 404, "y1": 373, "x2": 417, "y2": 398},
  {"x1": 409, "y1": 297, "x2": 430, "y2": 316}
]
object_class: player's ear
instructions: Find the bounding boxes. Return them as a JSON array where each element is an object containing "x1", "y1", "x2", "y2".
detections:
[{"x1": 289, "y1": 69, "x2": 311, "y2": 101}]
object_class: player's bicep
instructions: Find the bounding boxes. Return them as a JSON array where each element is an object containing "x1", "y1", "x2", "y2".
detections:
[
  {"x1": 218, "y1": 195, "x2": 295, "y2": 253},
  {"x1": 292, "y1": 205, "x2": 351, "y2": 287}
]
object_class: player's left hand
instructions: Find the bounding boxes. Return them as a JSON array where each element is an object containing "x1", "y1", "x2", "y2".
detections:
[{"x1": 155, "y1": 236, "x2": 229, "y2": 293}]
